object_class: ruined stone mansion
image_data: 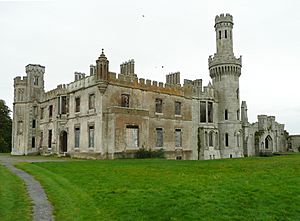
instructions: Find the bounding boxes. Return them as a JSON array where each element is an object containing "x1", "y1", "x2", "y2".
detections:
[{"x1": 11, "y1": 14, "x2": 289, "y2": 160}]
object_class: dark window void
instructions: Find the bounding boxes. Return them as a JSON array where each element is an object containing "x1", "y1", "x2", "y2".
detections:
[
  {"x1": 200, "y1": 101, "x2": 206, "y2": 123},
  {"x1": 225, "y1": 30, "x2": 227, "y2": 38},
  {"x1": 219, "y1": 30, "x2": 222, "y2": 39},
  {"x1": 32, "y1": 137, "x2": 35, "y2": 148},
  {"x1": 61, "y1": 96, "x2": 67, "y2": 114},
  {"x1": 156, "y1": 128, "x2": 163, "y2": 147},
  {"x1": 209, "y1": 131, "x2": 213, "y2": 147},
  {"x1": 32, "y1": 119, "x2": 36, "y2": 128},
  {"x1": 237, "y1": 110, "x2": 240, "y2": 120},
  {"x1": 225, "y1": 133, "x2": 229, "y2": 147},
  {"x1": 175, "y1": 129, "x2": 182, "y2": 147},
  {"x1": 225, "y1": 109, "x2": 228, "y2": 120},
  {"x1": 121, "y1": 94, "x2": 129, "y2": 108},
  {"x1": 89, "y1": 126, "x2": 94, "y2": 148},
  {"x1": 89, "y1": 94, "x2": 95, "y2": 110},
  {"x1": 48, "y1": 130, "x2": 52, "y2": 148},
  {"x1": 40, "y1": 108, "x2": 44, "y2": 119},
  {"x1": 49, "y1": 105, "x2": 53, "y2": 118},
  {"x1": 208, "y1": 102, "x2": 213, "y2": 123},
  {"x1": 75, "y1": 97, "x2": 80, "y2": 112},
  {"x1": 175, "y1": 101, "x2": 181, "y2": 115},
  {"x1": 155, "y1": 99, "x2": 162, "y2": 113},
  {"x1": 236, "y1": 88, "x2": 239, "y2": 100},
  {"x1": 75, "y1": 127, "x2": 80, "y2": 148}
]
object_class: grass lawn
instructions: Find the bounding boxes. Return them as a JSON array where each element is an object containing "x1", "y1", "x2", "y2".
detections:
[
  {"x1": 17, "y1": 155, "x2": 300, "y2": 221},
  {"x1": 0, "y1": 164, "x2": 31, "y2": 221}
]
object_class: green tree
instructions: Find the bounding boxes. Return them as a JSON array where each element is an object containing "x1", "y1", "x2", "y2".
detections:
[{"x1": 0, "y1": 100, "x2": 12, "y2": 152}]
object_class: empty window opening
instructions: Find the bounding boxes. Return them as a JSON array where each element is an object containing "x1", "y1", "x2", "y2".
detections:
[
  {"x1": 33, "y1": 76, "x2": 39, "y2": 86},
  {"x1": 89, "y1": 94, "x2": 95, "y2": 110},
  {"x1": 32, "y1": 119, "x2": 36, "y2": 128},
  {"x1": 225, "y1": 30, "x2": 227, "y2": 38},
  {"x1": 75, "y1": 97, "x2": 80, "y2": 113},
  {"x1": 237, "y1": 110, "x2": 240, "y2": 120},
  {"x1": 225, "y1": 133, "x2": 229, "y2": 147},
  {"x1": 175, "y1": 101, "x2": 181, "y2": 115},
  {"x1": 48, "y1": 130, "x2": 52, "y2": 148},
  {"x1": 230, "y1": 154, "x2": 233, "y2": 158},
  {"x1": 175, "y1": 129, "x2": 182, "y2": 147},
  {"x1": 155, "y1": 98, "x2": 162, "y2": 113},
  {"x1": 89, "y1": 125, "x2": 95, "y2": 148},
  {"x1": 121, "y1": 94, "x2": 129, "y2": 108},
  {"x1": 209, "y1": 131, "x2": 213, "y2": 147},
  {"x1": 156, "y1": 128, "x2": 163, "y2": 147},
  {"x1": 176, "y1": 156, "x2": 182, "y2": 160},
  {"x1": 237, "y1": 133, "x2": 240, "y2": 147},
  {"x1": 205, "y1": 131, "x2": 208, "y2": 147},
  {"x1": 32, "y1": 137, "x2": 35, "y2": 148},
  {"x1": 126, "y1": 125, "x2": 139, "y2": 149},
  {"x1": 219, "y1": 30, "x2": 221, "y2": 39},
  {"x1": 75, "y1": 127, "x2": 80, "y2": 148},
  {"x1": 40, "y1": 107, "x2": 44, "y2": 119},
  {"x1": 225, "y1": 109, "x2": 228, "y2": 120},
  {"x1": 200, "y1": 101, "x2": 206, "y2": 123},
  {"x1": 236, "y1": 88, "x2": 239, "y2": 100},
  {"x1": 208, "y1": 102, "x2": 213, "y2": 123},
  {"x1": 49, "y1": 105, "x2": 53, "y2": 118},
  {"x1": 40, "y1": 132, "x2": 43, "y2": 149},
  {"x1": 61, "y1": 96, "x2": 67, "y2": 114}
]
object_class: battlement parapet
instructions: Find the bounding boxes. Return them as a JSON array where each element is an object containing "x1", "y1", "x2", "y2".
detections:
[
  {"x1": 215, "y1": 13, "x2": 233, "y2": 25},
  {"x1": 67, "y1": 75, "x2": 95, "y2": 92},
  {"x1": 25, "y1": 64, "x2": 45, "y2": 75},
  {"x1": 208, "y1": 54, "x2": 242, "y2": 68},
  {"x1": 14, "y1": 76, "x2": 27, "y2": 86}
]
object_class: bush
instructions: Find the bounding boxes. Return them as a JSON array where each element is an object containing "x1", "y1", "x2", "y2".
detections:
[{"x1": 135, "y1": 148, "x2": 165, "y2": 159}]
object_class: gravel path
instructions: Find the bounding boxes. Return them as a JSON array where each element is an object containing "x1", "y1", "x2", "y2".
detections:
[{"x1": 0, "y1": 155, "x2": 65, "y2": 221}]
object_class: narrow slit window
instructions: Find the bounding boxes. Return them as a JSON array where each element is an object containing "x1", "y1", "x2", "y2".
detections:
[
  {"x1": 225, "y1": 30, "x2": 227, "y2": 38},
  {"x1": 225, "y1": 133, "x2": 229, "y2": 147},
  {"x1": 219, "y1": 30, "x2": 222, "y2": 39},
  {"x1": 225, "y1": 109, "x2": 228, "y2": 120}
]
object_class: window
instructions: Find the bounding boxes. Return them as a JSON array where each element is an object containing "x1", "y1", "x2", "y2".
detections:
[
  {"x1": 40, "y1": 107, "x2": 44, "y2": 119},
  {"x1": 219, "y1": 30, "x2": 221, "y2": 39},
  {"x1": 32, "y1": 119, "x2": 36, "y2": 128},
  {"x1": 32, "y1": 137, "x2": 35, "y2": 148},
  {"x1": 176, "y1": 156, "x2": 182, "y2": 160},
  {"x1": 121, "y1": 94, "x2": 129, "y2": 108},
  {"x1": 225, "y1": 30, "x2": 227, "y2": 38},
  {"x1": 33, "y1": 76, "x2": 39, "y2": 86},
  {"x1": 208, "y1": 102, "x2": 213, "y2": 123},
  {"x1": 48, "y1": 130, "x2": 52, "y2": 148},
  {"x1": 75, "y1": 97, "x2": 80, "y2": 112},
  {"x1": 225, "y1": 133, "x2": 229, "y2": 147},
  {"x1": 215, "y1": 132, "x2": 219, "y2": 147},
  {"x1": 237, "y1": 133, "x2": 240, "y2": 147},
  {"x1": 61, "y1": 96, "x2": 67, "y2": 114},
  {"x1": 236, "y1": 88, "x2": 239, "y2": 100},
  {"x1": 175, "y1": 129, "x2": 182, "y2": 147},
  {"x1": 155, "y1": 99, "x2": 162, "y2": 113},
  {"x1": 209, "y1": 131, "x2": 213, "y2": 147},
  {"x1": 40, "y1": 132, "x2": 43, "y2": 149},
  {"x1": 225, "y1": 109, "x2": 228, "y2": 120},
  {"x1": 89, "y1": 94, "x2": 95, "y2": 110},
  {"x1": 126, "y1": 125, "x2": 139, "y2": 148},
  {"x1": 49, "y1": 105, "x2": 53, "y2": 118},
  {"x1": 156, "y1": 128, "x2": 163, "y2": 147},
  {"x1": 75, "y1": 127, "x2": 80, "y2": 148},
  {"x1": 88, "y1": 125, "x2": 94, "y2": 148},
  {"x1": 175, "y1": 101, "x2": 181, "y2": 115},
  {"x1": 237, "y1": 110, "x2": 240, "y2": 120},
  {"x1": 200, "y1": 101, "x2": 206, "y2": 123},
  {"x1": 205, "y1": 131, "x2": 208, "y2": 147}
]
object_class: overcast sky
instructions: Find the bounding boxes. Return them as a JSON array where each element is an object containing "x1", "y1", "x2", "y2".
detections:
[{"x1": 1, "y1": 0, "x2": 300, "y2": 134}]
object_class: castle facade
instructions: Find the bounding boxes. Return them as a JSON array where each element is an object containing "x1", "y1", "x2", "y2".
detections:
[{"x1": 11, "y1": 14, "x2": 289, "y2": 159}]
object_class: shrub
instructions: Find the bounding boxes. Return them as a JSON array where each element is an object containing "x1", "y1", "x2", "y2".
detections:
[{"x1": 135, "y1": 148, "x2": 165, "y2": 159}]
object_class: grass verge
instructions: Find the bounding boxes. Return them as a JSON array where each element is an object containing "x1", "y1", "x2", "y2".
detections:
[
  {"x1": 0, "y1": 164, "x2": 31, "y2": 221},
  {"x1": 17, "y1": 154, "x2": 300, "y2": 221}
]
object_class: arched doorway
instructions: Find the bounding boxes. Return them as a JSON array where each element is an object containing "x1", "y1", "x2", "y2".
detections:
[
  {"x1": 265, "y1": 135, "x2": 273, "y2": 150},
  {"x1": 60, "y1": 131, "x2": 68, "y2": 152}
]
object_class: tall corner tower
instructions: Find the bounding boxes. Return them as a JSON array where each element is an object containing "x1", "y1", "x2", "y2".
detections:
[{"x1": 208, "y1": 13, "x2": 243, "y2": 158}]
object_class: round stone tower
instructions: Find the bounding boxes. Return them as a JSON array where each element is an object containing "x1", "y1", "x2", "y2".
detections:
[{"x1": 208, "y1": 13, "x2": 243, "y2": 158}]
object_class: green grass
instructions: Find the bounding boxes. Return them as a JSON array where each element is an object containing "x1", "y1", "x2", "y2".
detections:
[
  {"x1": 17, "y1": 155, "x2": 300, "y2": 221},
  {"x1": 0, "y1": 164, "x2": 31, "y2": 221}
]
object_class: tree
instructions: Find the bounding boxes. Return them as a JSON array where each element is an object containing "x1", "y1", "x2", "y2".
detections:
[{"x1": 0, "y1": 100, "x2": 12, "y2": 152}]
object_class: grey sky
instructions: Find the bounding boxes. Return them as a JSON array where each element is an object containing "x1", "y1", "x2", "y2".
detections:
[{"x1": 1, "y1": 0, "x2": 300, "y2": 134}]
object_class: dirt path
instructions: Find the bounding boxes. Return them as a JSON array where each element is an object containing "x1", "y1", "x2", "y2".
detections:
[{"x1": 0, "y1": 155, "x2": 65, "y2": 221}]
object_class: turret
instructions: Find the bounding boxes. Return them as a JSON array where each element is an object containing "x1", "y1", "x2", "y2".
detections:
[
  {"x1": 25, "y1": 64, "x2": 45, "y2": 101},
  {"x1": 96, "y1": 49, "x2": 109, "y2": 81},
  {"x1": 208, "y1": 13, "x2": 243, "y2": 158}
]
